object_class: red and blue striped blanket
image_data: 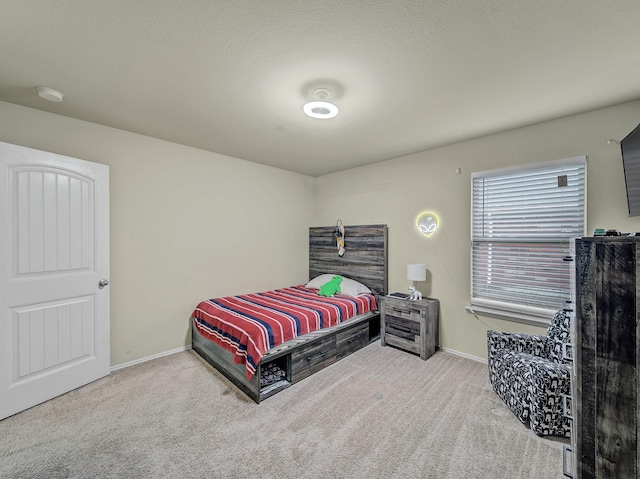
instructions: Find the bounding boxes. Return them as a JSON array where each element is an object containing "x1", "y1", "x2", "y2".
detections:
[{"x1": 192, "y1": 285, "x2": 377, "y2": 379}]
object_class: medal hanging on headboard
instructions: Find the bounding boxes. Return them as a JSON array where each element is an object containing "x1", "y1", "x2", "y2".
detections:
[{"x1": 333, "y1": 219, "x2": 345, "y2": 256}]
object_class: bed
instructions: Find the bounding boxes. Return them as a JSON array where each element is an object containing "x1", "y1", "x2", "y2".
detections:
[{"x1": 191, "y1": 224, "x2": 388, "y2": 403}]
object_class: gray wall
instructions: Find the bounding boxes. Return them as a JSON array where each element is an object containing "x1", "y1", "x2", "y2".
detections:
[
  {"x1": 0, "y1": 101, "x2": 315, "y2": 366},
  {"x1": 2, "y1": 99, "x2": 639, "y2": 364},
  {"x1": 315, "y1": 101, "x2": 640, "y2": 359}
]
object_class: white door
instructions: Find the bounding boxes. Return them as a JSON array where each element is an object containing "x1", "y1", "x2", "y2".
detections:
[{"x1": 0, "y1": 141, "x2": 110, "y2": 420}]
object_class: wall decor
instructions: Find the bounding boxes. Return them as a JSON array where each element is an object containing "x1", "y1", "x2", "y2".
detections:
[{"x1": 415, "y1": 211, "x2": 440, "y2": 237}]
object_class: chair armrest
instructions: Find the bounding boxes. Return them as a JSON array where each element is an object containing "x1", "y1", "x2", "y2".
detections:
[
  {"x1": 487, "y1": 330, "x2": 550, "y2": 357},
  {"x1": 529, "y1": 358, "x2": 571, "y2": 383},
  {"x1": 529, "y1": 358, "x2": 572, "y2": 403},
  {"x1": 528, "y1": 358, "x2": 572, "y2": 437}
]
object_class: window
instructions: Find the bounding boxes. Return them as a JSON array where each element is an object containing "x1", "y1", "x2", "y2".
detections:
[{"x1": 470, "y1": 157, "x2": 586, "y2": 325}]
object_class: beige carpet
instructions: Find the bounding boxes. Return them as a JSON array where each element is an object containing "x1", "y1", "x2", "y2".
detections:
[{"x1": 0, "y1": 343, "x2": 568, "y2": 478}]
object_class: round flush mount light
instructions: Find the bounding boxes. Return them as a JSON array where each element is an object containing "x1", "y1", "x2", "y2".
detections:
[
  {"x1": 303, "y1": 101, "x2": 339, "y2": 119},
  {"x1": 303, "y1": 88, "x2": 338, "y2": 119},
  {"x1": 36, "y1": 86, "x2": 64, "y2": 102}
]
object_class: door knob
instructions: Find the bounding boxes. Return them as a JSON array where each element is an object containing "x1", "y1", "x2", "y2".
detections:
[{"x1": 98, "y1": 279, "x2": 110, "y2": 288}]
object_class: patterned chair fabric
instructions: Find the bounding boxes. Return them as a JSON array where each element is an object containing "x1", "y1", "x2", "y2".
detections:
[{"x1": 487, "y1": 309, "x2": 572, "y2": 437}]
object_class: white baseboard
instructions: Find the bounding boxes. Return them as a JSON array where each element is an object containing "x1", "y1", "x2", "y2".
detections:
[
  {"x1": 440, "y1": 347, "x2": 487, "y2": 364},
  {"x1": 110, "y1": 345, "x2": 192, "y2": 372},
  {"x1": 110, "y1": 344, "x2": 486, "y2": 371}
]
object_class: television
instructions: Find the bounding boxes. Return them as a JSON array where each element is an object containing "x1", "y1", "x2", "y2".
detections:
[{"x1": 621, "y1": 123, "x2": 640, "y2": 216}]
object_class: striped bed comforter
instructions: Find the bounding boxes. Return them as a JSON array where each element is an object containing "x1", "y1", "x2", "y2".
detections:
[{"x1": 192, "y1": 286, "x2": 377, "y2": 379}]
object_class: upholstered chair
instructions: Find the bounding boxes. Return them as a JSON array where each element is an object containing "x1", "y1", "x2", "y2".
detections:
[{"x1": 487, "y1": 309, "x2": 572, "y2": 437}]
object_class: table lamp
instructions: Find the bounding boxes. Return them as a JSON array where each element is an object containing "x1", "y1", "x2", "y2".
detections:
[{"x1": 407, "y1": 263, "x2": 427, "y2": 300}]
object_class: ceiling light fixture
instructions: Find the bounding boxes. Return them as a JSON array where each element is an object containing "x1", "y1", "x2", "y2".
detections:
[
  {"x1": 303, "y1": 88, "x2": 338, "y2": 119},
  {"x1": 36, "y1": 86, "x2": 64, "y2": 102}
]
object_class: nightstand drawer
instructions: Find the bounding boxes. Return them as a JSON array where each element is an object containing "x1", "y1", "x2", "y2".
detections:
[
  {"x1": 384, "y1": 314, "x2": 420, "y2": 342},
  {"x1": 384, "y1": 301, "x2": 423, "y2": 321},
  {"x1": 384, "y1": 332, "x2": 420, "y2": 355}
]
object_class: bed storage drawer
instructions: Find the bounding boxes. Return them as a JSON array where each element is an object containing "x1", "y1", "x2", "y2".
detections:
[
  {"x1": 336, "y1": 323, "x2": 369, "y2": 359},
  {"x1": 291, "y1": 337, "x2": 337, "y2": 383}
]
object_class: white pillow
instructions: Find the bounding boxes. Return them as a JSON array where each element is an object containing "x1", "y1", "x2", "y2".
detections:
[{"x1": 305, "y1": 274, "x2": 372, "y2": 297}]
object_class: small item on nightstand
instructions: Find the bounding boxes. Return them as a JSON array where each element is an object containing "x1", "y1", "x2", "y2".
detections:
[
  {"x1": 408, "y1": 286, "x2": 422, "y2": 301},
  {"x1": 388, "y1": 292, "x2": 409, "y2": 299}
]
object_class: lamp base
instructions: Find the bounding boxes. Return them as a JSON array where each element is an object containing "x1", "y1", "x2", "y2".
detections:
[{"x1": 408, "y1": 285, "x2": 422, "y2": 301}]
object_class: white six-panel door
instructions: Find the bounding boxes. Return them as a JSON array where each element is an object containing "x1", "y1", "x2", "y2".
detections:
[{"x1": 0, "y1": 141, "x2": 110, "y2": 420}]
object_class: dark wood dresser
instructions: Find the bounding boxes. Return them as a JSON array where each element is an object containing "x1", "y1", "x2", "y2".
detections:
[{"x1": 569, "y1": 236, "x2": 639, "y2": 478}]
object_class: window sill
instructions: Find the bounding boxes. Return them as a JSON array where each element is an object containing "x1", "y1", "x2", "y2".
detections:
[{"x1": 465, "y1": 305, "x2": 551, "y2": 328}]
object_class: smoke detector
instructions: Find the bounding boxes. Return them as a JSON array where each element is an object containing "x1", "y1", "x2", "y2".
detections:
[
  {"x1": 36, "y1": 86, "x2": 64, "y2": 102},
  {"x1": 303, "y1": 88, "x2": 339, "y2": 119}
]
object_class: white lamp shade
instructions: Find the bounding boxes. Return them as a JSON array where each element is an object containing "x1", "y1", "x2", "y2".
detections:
[{"x1": 407, "y1": 263, "x2": 427, "y2": 281}]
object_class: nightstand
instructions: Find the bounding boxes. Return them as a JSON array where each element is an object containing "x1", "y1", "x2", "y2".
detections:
[{"x1": 380, "y1": 295, "x2": 439, "y2": 360}]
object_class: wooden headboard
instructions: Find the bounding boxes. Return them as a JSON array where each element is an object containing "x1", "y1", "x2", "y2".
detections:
[{"x1": 309, "y1": 224, "x2": 388, "y2": 296}]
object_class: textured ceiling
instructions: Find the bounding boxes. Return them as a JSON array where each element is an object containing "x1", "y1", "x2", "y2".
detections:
[{"x1": 1, "y1": 1, "x2": 639, "y2": 176}]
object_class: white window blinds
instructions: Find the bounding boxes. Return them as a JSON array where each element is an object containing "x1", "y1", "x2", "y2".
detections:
[{"x1": 471, "y1": 158, "x2": 586, "y2": 321}]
